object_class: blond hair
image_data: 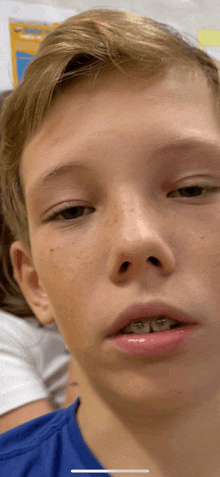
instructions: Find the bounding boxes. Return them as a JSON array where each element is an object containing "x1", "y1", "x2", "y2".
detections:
[{"x1": 0, "y1": 9, "x2": 219, "y2": 312}]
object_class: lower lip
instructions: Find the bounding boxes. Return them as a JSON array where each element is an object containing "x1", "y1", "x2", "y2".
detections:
[{"x1": 108, "y1": 325, "x2": 196, "y2": 356}]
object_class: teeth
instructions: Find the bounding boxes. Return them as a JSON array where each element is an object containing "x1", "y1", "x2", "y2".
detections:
[
  {"x1": 121, "y1": 316, "x2": 180, "y2": 334},
  {"x1": 122, "y1": 321, "x2": 151, "y2": 334},
  {"x1": 151, "y1": 317, "x2": 179, "y2": 332}
]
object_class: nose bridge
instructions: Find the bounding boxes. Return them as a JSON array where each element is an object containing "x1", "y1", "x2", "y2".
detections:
[
  {"x1": 107, "y1": 187, "x2": 161, "y2": 238},
  {"x1": 105, "y1": 186, "x2": 175, "y2": 280}
]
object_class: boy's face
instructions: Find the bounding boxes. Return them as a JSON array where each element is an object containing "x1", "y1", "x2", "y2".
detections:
[{"x1": 11, "y1": 67, "x2": 220, "y2": 411}]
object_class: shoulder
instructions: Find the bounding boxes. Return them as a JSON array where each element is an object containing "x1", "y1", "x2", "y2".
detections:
[
  {"x1": 0, "y1": 398, "x2": 105, "y2": 476},
  {"x1": 0, "y1": 310, "x2": 67, "y2": 351},
  {"x1": 0, "y1": 403, "x2": 75, "y2": 462},
  {"x1": 0, "y1": 310, "x2": 39, "y2": 346},
  {"x1": 0, "y1": 405, "x2": 68, "y2": 449},
  {"x1": 0, "y1": 310, "x2": 69, "y2": 413}
]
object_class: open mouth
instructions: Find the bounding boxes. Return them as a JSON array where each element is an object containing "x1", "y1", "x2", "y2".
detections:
[
  {"x1": 106, "y1": 302, "x2": 199, "y2": 340},
  {"x1": 118, "y1": 316, "x2": 184, "y2": 335}
]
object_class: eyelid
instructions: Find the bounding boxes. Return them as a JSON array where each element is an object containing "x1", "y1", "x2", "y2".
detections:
[
  {"x1": 167, "y1": 184, "x2": 220, "y2": 199},
  {"x1": 44, "y1": 202, "x2": 93, "y2": 222},
  {"x1": 170, "y1": 175, "x2": 219, "y2": 188},
  {"x1": 43, "y1": 179, "x2": 220, "y2": 222}
]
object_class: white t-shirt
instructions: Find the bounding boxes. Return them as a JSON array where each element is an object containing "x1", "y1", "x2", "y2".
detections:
[{"x1": 0, "y1": 310, "x2": 69, "y2": 416}]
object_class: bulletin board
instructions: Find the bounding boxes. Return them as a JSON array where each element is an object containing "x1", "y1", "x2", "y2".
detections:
[
  {"x1": 198, "y1": 28, "x2": 220, "y2": 62},
  {"x1": 9, "y1": 19, "x2": 60, "y2": 87}
]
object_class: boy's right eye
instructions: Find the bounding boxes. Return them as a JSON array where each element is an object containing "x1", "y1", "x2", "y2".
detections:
[{"x1": 46, "y1": 205, "x2": 94, "y2": 222}]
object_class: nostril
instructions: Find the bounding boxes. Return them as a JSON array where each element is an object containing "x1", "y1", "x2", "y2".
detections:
[
  {"x1": 120, "y1": 261, "x2": 130, "y2": 273},
  {"x1": 148, "y1": 256, "x2": 160, "y2": 266},
  {"x1": 119, "y1": 257, "x2": 160, "y2": 273}
]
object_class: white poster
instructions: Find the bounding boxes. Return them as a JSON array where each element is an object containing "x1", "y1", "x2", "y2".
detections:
[{"x1": 0, "y1": 1, "x2": 77, "y2": 92}]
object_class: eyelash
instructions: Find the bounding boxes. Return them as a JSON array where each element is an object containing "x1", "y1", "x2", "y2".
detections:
[
  {"x1": 167, "y1": 185, "x2": 219, "y2": 198},
  {"x1": 47, "y1": 205, "x2": 94, "y2": 222},
  {"x1": 46, "y1": 185, "x2": 220, "y2": 223}
]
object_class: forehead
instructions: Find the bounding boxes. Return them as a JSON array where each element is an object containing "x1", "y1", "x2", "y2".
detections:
[
  {"x1": 25, "y1": 66, "x2": 216, "y2": 147},
  {"x1": 21, "y1": 67, "x2": 219, "y2": 199}
]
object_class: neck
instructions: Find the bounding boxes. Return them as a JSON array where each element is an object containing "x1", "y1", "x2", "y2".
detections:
[{"x1": 76, "y1": 386, "x2": 220, "y2": 477}]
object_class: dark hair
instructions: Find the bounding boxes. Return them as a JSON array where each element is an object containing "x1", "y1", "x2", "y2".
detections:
[{"x1": 0, "y1": 90, "x2": 33, "y2": 317}]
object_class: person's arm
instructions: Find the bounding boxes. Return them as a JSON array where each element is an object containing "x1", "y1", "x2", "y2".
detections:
[
  {"x1": 0, "y1": 398, "x2": 54, "y2": 433},
  {"x1": 0, "y1": 354, "x2": 79, "y2": 432},
  {"x1": 0, "y1": 314, "x2": 64, "y2": 433}
]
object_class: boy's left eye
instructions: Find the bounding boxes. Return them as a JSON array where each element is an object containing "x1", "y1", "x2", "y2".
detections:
[
  {"x1": 167, "y1": 185, "x2": 220, "y2": 198},
  {"x1": 47, "y1": 205, "x2": 94, "y2": 222}
]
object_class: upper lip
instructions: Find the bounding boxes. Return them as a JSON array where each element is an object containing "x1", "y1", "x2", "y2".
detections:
[{"x1": 106, "y1": 301, "x2": 199, "y2": 337}]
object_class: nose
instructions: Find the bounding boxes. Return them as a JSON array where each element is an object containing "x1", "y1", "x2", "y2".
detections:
[{"x1": 107, "y1": 197, "x2": 175, "y2": 284}]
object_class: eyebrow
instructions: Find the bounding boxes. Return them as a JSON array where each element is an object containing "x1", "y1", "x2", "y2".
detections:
[
  {"x1": 28, "y1": 162, "x2": 89, "y2": 198},
  {"x1": 28, "y1": 136, "x2": 220, "y2": 198}
]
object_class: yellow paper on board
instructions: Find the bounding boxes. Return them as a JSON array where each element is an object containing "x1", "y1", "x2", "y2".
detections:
[
  {"x1": 9, "y1": 20, "x2": 60, "y2": 87},
  {"x1": 198, "y1": 29, "x2": 220, "y2": 62}
]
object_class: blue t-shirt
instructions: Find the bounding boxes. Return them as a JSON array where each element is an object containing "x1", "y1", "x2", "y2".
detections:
[{"x1": 0, "y1": 397, "x2": 111, "y2": 476}]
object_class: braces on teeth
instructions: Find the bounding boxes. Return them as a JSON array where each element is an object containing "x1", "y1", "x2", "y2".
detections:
[{"x1": 121, "y1": 317, "x2": 181, "y2": 334}]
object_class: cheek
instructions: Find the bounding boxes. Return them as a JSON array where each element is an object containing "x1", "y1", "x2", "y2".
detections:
[
  {"x1": 36, "y1": 249, "x2": 88, "y2": 349},
  {"x1": 190, "y1": 230, "x2": 220, "y2": 292},
  {"x1": 33, "y1": 229, "x2": 91, "y2": 286},
  {"x1": 200, "y1": 251, "x2": 220, "y2": 287},
  {"x1": 33, "y1": 238, "x2": 99, "y2": 321},
  {"x1": 40, "y1": 249, "x2": 86, "y2": 299}
]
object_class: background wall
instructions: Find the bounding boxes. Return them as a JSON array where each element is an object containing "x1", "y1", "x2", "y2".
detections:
[{"x1": 1, "y1": 0, "x2": 220, "y2": 91}]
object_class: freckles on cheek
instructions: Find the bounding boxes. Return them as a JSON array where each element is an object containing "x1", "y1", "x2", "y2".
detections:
[
  {"x1": 38, "y1": 246, "x2": 78, "y2": 291},
  {"x1": 33, "y1": 239, "x2": 62, "y2": 286},
  {"x1": 41, "y1": 248, "x2": 92, "y2": 330},
  {"x1": 34, "y1": 228, "x2": 98, "y2": 295}
]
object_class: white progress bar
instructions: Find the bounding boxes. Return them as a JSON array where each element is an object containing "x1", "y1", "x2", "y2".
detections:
[{"x1": 71, "y1": 471, "x2": 149, "y2": 473}]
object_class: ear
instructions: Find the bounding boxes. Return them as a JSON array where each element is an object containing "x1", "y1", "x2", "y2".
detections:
[{"x1": 10, "y1": 240, "x2": 55, "y2": 325}]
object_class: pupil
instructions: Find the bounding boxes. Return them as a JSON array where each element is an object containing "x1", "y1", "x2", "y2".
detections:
[
  {"x1": 180, "y1": 186, "x2": 201, "y2": 197},
  {"x1": 63, "y1": 206, "x2": 83, "y2": 219}
]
